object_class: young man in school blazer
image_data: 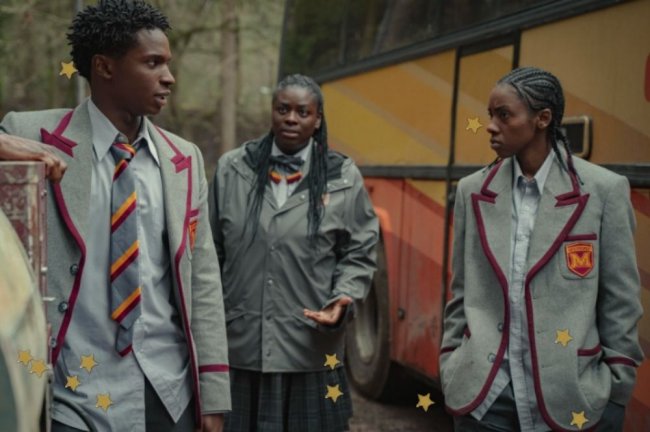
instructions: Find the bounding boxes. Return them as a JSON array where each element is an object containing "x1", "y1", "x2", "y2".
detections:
[{"x1": 0, "y1": 1, "x2": 230, "y2": 431}]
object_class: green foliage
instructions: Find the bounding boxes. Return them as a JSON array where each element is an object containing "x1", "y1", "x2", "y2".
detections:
[{"x1": 0, "y1": 0, "x2": 284, "y2": 175}]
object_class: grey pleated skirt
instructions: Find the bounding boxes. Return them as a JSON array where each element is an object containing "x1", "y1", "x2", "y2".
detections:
[{"x1": 224, "y1": 366, "x2": 353, "y2": 432}]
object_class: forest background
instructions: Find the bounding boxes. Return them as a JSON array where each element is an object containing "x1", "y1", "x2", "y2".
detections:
[{"x1": 0, "y1": 0, "x2": 285, "y2": 175}]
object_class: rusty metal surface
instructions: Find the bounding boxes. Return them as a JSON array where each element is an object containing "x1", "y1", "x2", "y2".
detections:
[{"x1": 0, "y1": 162, "x2": 47, "y2": 298}]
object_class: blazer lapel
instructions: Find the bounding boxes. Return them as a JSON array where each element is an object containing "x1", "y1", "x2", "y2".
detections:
[
  {"x1": 525, "y1": 158, "x2": 589, "y2": 280},
  {"x1": 148, "y1": 120, "x2": 191, "y2": 263},
  {"x1": 472, "y1": 159, "x2": 513, "y2": 287},
  {"x1": 40, "y1": 101, "x2": 93, "y2": 242}
]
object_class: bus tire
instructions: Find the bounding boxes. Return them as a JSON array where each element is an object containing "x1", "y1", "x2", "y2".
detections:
[{"x1": 345, "y1": 237, "x2": 394, "y2": 400}]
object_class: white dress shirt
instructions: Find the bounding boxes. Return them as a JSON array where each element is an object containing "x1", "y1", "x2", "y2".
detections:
[
  {"x1": 471, "y1": 151, "x2": 556, "y2": 432},
  {"x1": 52, "y1": 99, "x2": 191, "y2": 431}
]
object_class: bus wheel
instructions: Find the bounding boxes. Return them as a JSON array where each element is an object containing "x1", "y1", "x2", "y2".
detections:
[{"x1": 345, "y1": 238, "x2": 393, "y2": 400}]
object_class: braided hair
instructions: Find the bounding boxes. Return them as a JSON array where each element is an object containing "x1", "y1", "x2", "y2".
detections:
[
  {"x1": 244, "y1": 74, "x2": 329, "y2": 243},
  {"x1": 496, "y1": 66, "x2": 578, "y2": 178},
  {"x1": 67, "y1": 0, "x2": 170, "y2": 82}
]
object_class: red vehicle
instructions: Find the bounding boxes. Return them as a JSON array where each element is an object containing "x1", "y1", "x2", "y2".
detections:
[{"x1": 280, "y1": 1, "x2": 650, "y2": 430}]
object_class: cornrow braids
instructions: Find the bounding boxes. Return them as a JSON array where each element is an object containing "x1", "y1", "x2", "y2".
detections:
[
  {"x1": 67, "y1": 0, "x2": 170, "y2": 81},
  {"x1": 244, "y1": 74, "x2": 329, "y2": 243},
  {"x1": 498, "y1": 67, "x2": 579, "y2": 179}
]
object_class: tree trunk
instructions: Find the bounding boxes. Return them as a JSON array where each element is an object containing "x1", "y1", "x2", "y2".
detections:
[{"x1": 219, "y1": 0, "x2": 238, "y2": 155}]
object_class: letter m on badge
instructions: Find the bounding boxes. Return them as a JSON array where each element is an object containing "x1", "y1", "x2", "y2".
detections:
[{"x1": 565, "y1": 242, "x2": 594, "y2": 277}]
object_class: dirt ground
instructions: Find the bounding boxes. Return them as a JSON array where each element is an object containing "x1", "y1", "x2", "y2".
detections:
[{"x1": 348, "y1": 387, "x2": 453, "y2": 432}]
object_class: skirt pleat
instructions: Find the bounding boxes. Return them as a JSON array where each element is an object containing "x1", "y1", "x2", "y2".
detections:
[{"x1": 225, "y1": 367, "x2": 353, "y2": 432}]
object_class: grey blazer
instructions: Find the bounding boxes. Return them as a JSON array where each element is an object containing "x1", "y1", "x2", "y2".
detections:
[
  {"x1": 0, "y1": 101, "x2": 231, "y2": 419},
  {"x1": 440, "y1": 155, "x2": 643, "y2": 431}
]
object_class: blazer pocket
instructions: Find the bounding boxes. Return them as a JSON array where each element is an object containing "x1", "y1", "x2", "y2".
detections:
[
  {"x1": 440, "y1": 327, "x2": 471, "y2": 390},
  {"x1": 576, "y1": 343, "x2": 609, "y2": 411},
  {"x1": 559, "y1": 234, "x2": 598, "y2": 280}
]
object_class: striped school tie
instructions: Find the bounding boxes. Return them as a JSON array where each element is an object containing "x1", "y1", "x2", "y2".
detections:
[{"x1": 109, "y1": 134, "x2": 141, "y2": 357}]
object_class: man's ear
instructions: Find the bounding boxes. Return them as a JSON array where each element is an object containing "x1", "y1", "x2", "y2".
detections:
[
  {"x1": 93, "y1": 54, "x2": 114, "y2": 80},
  {"x1": 536, "y1": 108, "x2": 552, "y2": 130}
]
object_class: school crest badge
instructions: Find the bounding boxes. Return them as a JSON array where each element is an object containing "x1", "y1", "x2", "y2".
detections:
[{"x1": 565, "y1": 242, "x2": 593, "y2": 277}]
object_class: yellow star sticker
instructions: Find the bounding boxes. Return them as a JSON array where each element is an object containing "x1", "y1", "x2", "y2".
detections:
[
  {"x1": 325, "y1": 384, "x2": 343, "y2": 403},
  {"x1": 324, "y1": 354, "x2": 340, "y2": 370},
  {"x1": 416, "y1": 393, "x2": 435, "y2": 412},
  {"x1": 80, "y1": 354, "x2": 98, "y2": 373},
  {"x1": 29, "y1": 359, "x2": 49, "y2": 378},
  {"x1": 17, "y1": 350, "x2": 33, "y2": 366},
  {"x1": 466, "y1": 117, "x2": 483, "y2": 133},
  {"x1": 60, "y1": 61, "x2": 77, "y2": 79},
  {"x1": 65, "y1": 375, "x2": 81, "y2": 392},
  {"x1": 555, "y1": 329, "x2": 573, "y2": 347},
  {"x1": 570, "y1": 411, "x2": 589, "y2": 430},
  {"x1": 96, "y1": 393, "x2": 113, "y2": 412}
]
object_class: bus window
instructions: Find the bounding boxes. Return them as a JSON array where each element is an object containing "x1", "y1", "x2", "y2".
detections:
[{"x1": 454, "y1": 45, "x2": 514, "y2": 166}]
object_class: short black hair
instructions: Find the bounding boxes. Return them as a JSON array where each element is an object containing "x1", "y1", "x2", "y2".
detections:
[{"x1": 67, "y1": 0, "x2": 170, "y2": 81}]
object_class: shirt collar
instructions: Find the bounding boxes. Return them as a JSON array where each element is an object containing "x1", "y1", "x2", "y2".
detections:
[
  {"x1": 271, "y1": 138, "x2": 313, "y2": 162},
  {"x1": 87, "y1": 98, "x2": 159, "y2": 166},
  {"x1": 513, "y1": 150, "x2": 555, "y2": 193}
]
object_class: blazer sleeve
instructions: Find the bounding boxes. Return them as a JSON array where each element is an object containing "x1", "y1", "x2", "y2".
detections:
[
  {"x1": 440, "y1": 179, "x2": 469, "y2": 376},
  {"x1": 597, "y1": 175, "x2": 644, "y2": 405},
  {"x1": 325, "y1": 164, "x2": 379, "y2": 307},
  {"x1": 190, "y1": 146, "x2": 231, "y2": 412}
]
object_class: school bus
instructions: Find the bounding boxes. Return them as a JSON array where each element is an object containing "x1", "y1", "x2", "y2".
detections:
[{"x1": 280, "y1": 0, "x2": 650, "y2": 430}]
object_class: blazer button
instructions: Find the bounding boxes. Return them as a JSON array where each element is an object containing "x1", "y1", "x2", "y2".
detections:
[
  {"x1": 488, "y1": 353, "x2": 496, "y2": 363},
  {"x1": 497, "y1": 322, "x2": 504, "y2": 332},
  {"x1": 58, "y1": 301, "x2": 69, "y2": 313},
  {"x1": 49, "y1": 337, "x2": 57, "y2": 348},
  {"x1": 69, "y1": 264, "x2": 79, "y2": 275}
]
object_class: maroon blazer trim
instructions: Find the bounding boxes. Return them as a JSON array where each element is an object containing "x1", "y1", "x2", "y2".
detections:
[
  {"x1": 604, "y1": 357, "x2": 639, "y2": 367},
  {"x1": 440, "y1": 346, "x2": 457, "y2": 355},
  {"x1": 154, "y1": 126, "x2": 203, "y2": 424},
  {"x1": 577, "y1": 344, "x2": 602, "y2": 357},
  {"x1": 39, "y1": 110, "x2": 76, "y2": 156},
  {"x1": 446, "y1": 161, "x2": 511, "y2": 416},
  {"x1": 198, "y1": 364, "x2": 230, "y2": 373},
  {"x1": 525, "y1": 184, "x2": 593, "y2": 432},
  {"x1": 40, "y1": 115, "x2": 87, "y2": 364},
  {"x1": 565, "y1": 233, "x2": 597, "y2": 241}
]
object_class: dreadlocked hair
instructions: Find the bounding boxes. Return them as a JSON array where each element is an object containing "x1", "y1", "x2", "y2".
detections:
[
  {"x1": 67, "y1": 0, "x2": 170, "y2": 81},
  {"x1": 244, "y1": 74, "x2": 329, "y2": 244},
  {"x1": 498, "y1": 67, "x2": 579, "y2": 180}
]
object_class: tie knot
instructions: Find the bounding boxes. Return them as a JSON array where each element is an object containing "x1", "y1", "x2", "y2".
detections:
[
  {"x1": 110, "y1": 135, "x2": 137, "y2": 162},
  {"x1": 269, "y1": 154, "x2": 304, "y2": 174}
]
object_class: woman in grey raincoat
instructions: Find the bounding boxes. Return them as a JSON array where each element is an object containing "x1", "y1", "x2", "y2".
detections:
[{"x1": 208, "y1": 74, "x2": 379, "y2": 432}]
